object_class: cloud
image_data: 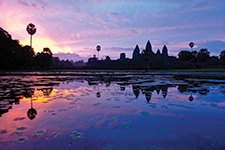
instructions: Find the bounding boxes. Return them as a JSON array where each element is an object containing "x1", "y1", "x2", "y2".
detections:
[
  {"x1": 106, "y1": 13, "x2": 119, "y2": 22},
  {"x1": 196, "y1": 40, "x2": 225, "y2": 54},
  {"x1": 17, "y1": 0, "x2": 29, "y2": 6},
  {"x1": 53, "y1": 53, "x2": 88, "y2": 61}
]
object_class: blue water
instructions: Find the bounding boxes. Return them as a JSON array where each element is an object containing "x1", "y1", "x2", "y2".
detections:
[{"x1": 0, "y1": 75, "x2": 225, "y2": 150}]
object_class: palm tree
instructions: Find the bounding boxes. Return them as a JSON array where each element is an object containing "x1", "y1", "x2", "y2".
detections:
[
  {"x1": 43, "y1": 47, "x2": 53, "y2": 56},
  {"x1": 189, "y1": 42, "x2": 194, "y2": 50},
  {"x1": 96, "y1": 45, "x2": 101, "y2": 60},
  {"x1": 26, "y1": 23, "x2": 37, "y2": 48}
]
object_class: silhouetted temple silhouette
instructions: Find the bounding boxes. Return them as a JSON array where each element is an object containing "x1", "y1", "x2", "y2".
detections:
[{"x1": 87, "y1": 40, "x2": 176, "y2": 69}]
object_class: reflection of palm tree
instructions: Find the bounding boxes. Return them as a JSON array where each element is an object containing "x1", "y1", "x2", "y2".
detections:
[
  {"x1": 26, "y1": 23, "x2": 36, "y2": 48},
  {"x1": 189, "y1": 94, "x2": 193, "y2": 101},
  {"x1": 96, "y1": 82, "x2": 101, "y2": 98},
  {"x1": 96, "y1": 92, "x2": 101, "y2": 98},
  {"x1": 27, "y1": 98, "x2": 37, "y2": 120}
]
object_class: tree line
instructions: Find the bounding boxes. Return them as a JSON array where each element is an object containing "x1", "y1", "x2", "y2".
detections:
[
  {"x1": 0, "y1": 27, "x2": 84, "y2": 70},
  {"x1": 177, "y1": 48, "x2": 225, "y2": 68},
  {"x1": 1, "y1": 25, "x2": 225, "y2": 70},
  {"x1": 0, "y1": 27, "x2": 53, "y2": 69}
]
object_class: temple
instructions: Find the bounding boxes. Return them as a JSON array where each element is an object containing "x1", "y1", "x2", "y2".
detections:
[{"x1": 87, "y1": 40, "x2": 177, "y2": 69}]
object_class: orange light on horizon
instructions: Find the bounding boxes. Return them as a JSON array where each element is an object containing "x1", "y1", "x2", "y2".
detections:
[{"x1": 20, "y1": 37, "x2": 73, "y2": 54}]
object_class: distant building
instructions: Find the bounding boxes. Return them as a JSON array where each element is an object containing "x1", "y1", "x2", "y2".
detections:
[
  {"x1": 132, "y1": 45, "x2": 141, "y2": 60},
  {"x1": 87, "y1": 54, "x2": 97, "y2": 67},
  {"x1": 131, "y1": 40, "x2": 169, "y2": 60},
  {"x1": 87, "y1": 40, "x2": 175, "y2": 69},
  {"x1": 120, "y1": 53, "x2": 126, "y2": 60}
]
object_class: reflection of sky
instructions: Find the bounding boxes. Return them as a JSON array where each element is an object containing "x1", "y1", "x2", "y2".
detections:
[{"x1": 1, "y1": 80, "x2": 225, "y2": 149}]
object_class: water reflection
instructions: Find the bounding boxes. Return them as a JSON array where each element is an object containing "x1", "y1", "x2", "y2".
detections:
[
  {"x1": 1, "y1": 74, "x2": 225, "y2": 149},
  {"x1": 39, "y1": 87, "x2": 53, "y2": 96},
  {"x1": 1, "y1": 75, "x2": 225, "y2": 117},
  {"x1": 189, "y1": 95, "x2": 194, "y2": 102},
  {"x1": 27, "y1": 98, "x2": 37, "y2": 120}
]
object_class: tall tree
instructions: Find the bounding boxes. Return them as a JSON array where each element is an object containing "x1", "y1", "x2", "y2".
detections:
[
  {"x1": 219, "y1": 50, "x2": 225, "y2": 62},
  {"x1": 178, "y1": 50, "x2": 194, "y2": 61},
  {"x1": 96, "y1": 45, "x2": 101, "y2": 60},
  {"x1": 26, "y1": 23, "x2": 36, "y2": 48},
  {"x1": 197, "y1": 49, "x2": 210, "y2": 62},
  {"x1": 189, "y1": 42, "x2": 194, "y2": 50},
  {"x1": 21, "y1": 45, "x2": 35, "y2": 68},
  {"x1": 43, "y1": 47, "x2": 53, "y2": 56},
  {"x1": 33, "y1": 47, "x2": 53, "y2": 68}
]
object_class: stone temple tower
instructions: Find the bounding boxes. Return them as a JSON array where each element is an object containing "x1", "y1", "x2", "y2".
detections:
[
  {"x1": 132, "y1": 44, "x2": 141, "y2": 60},
  {"x1": 162, "y1": 45, "x2": 168, "y2": 57},
  {"x1": 145, "y1": 40, "x2": 154, "y2": 55}
]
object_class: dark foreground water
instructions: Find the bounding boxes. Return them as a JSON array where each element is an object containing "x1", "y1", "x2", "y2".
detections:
[{"x1": 0, "y1": 74, "x2": 225, "y2": 150}]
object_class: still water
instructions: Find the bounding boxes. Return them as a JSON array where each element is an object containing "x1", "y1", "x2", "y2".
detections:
[{"x1": 0, "y1": 74, "x2": 225, "y2": 150}]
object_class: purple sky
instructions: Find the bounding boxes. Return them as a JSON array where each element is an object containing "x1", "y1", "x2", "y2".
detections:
[{"x1": 1, "y1": 0, "x2": 225, "y2": 61}]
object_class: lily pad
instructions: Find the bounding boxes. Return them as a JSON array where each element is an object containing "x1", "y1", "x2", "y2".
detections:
[
  {"x1": 93, "y1": 102, "x2": 101, "y2": 106},
  {"x1": 122, "y1": 124, "x2": 132, "y2": 129},
  {"x1": 11, "y1": 132, "x2": 23, "y2": 136},
  {"x1": 113, "y1": 106, "x2": 120, "y2": 108},
  {"x1": 212, "y1": 139, "x2": 225, "y2": 145},
  {"x1": 209, "y1": 124, "x2": 224, "y2": 128},
  {"x1": 0, "y1": 140, "x2": 11, "y2": 146},
  {"x1": 70, "y1": 131, "x2": 84, "y2": 139},
  {"x1": 0, "y1": 129, "x2": 7, "y2": 135},
  {"x1": 140, "y1": 112, "x2": 150, "y2": 116},
  {"x1": 159, "y1": 129, "x2": 170, "y2": 134},
  {"x1": 112, "y1": 119, "x2": 119, "y2": 122},
  {"x1": 13, "y1": 117, "x2": 26, "y2": 121},
  {"x1": 102, "y1": 144, "x2": 117, "y2": 150},
  {"x1": 14, "y1": 137, "x2": 29, "y2": 143},
  {"x1": 149, "y1": 145, "x2": 165, "y2": 150},
  {"x1": 17, "y1": 127, "x2": 27, "y2": 131},
  {"x1": 33, "y1": 130, "x2": 47, "y2": 136},
  {"x1": 51, "y1": 132, "x2": 60, "y2": 137},
  {"x1": 58, "y1": 109, "x2": 67, "y2": 111},
  {"x1": 161, "y1": 105, "x2": 168, "y2": 109},
  {"x1": 50, "y1": 112, "x2": 56, "y2": 115}
]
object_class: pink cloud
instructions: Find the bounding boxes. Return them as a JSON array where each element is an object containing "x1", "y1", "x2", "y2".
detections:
[
  {"x1": 106, "y1": 13, "x2": 119, "y2": 22},
  {"x1": 94, "y1": 14, "x2": 107, "y2": 24}
]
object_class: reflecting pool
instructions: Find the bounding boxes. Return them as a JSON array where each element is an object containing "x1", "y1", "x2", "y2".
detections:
[{"x1": 0, "y1": 74, "x2": 225, "y2": 150}]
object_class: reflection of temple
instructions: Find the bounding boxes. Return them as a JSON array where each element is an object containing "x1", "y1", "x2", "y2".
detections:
[
  {"x1": 132, "y1": 85, "x2": 140, "y2": 98},
  {"x1": 40, "y1": 87, "x2": 53, "y2": 96},
  {"x1": 132, "y1": 85, "x2": 169, "y2": 103}
]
